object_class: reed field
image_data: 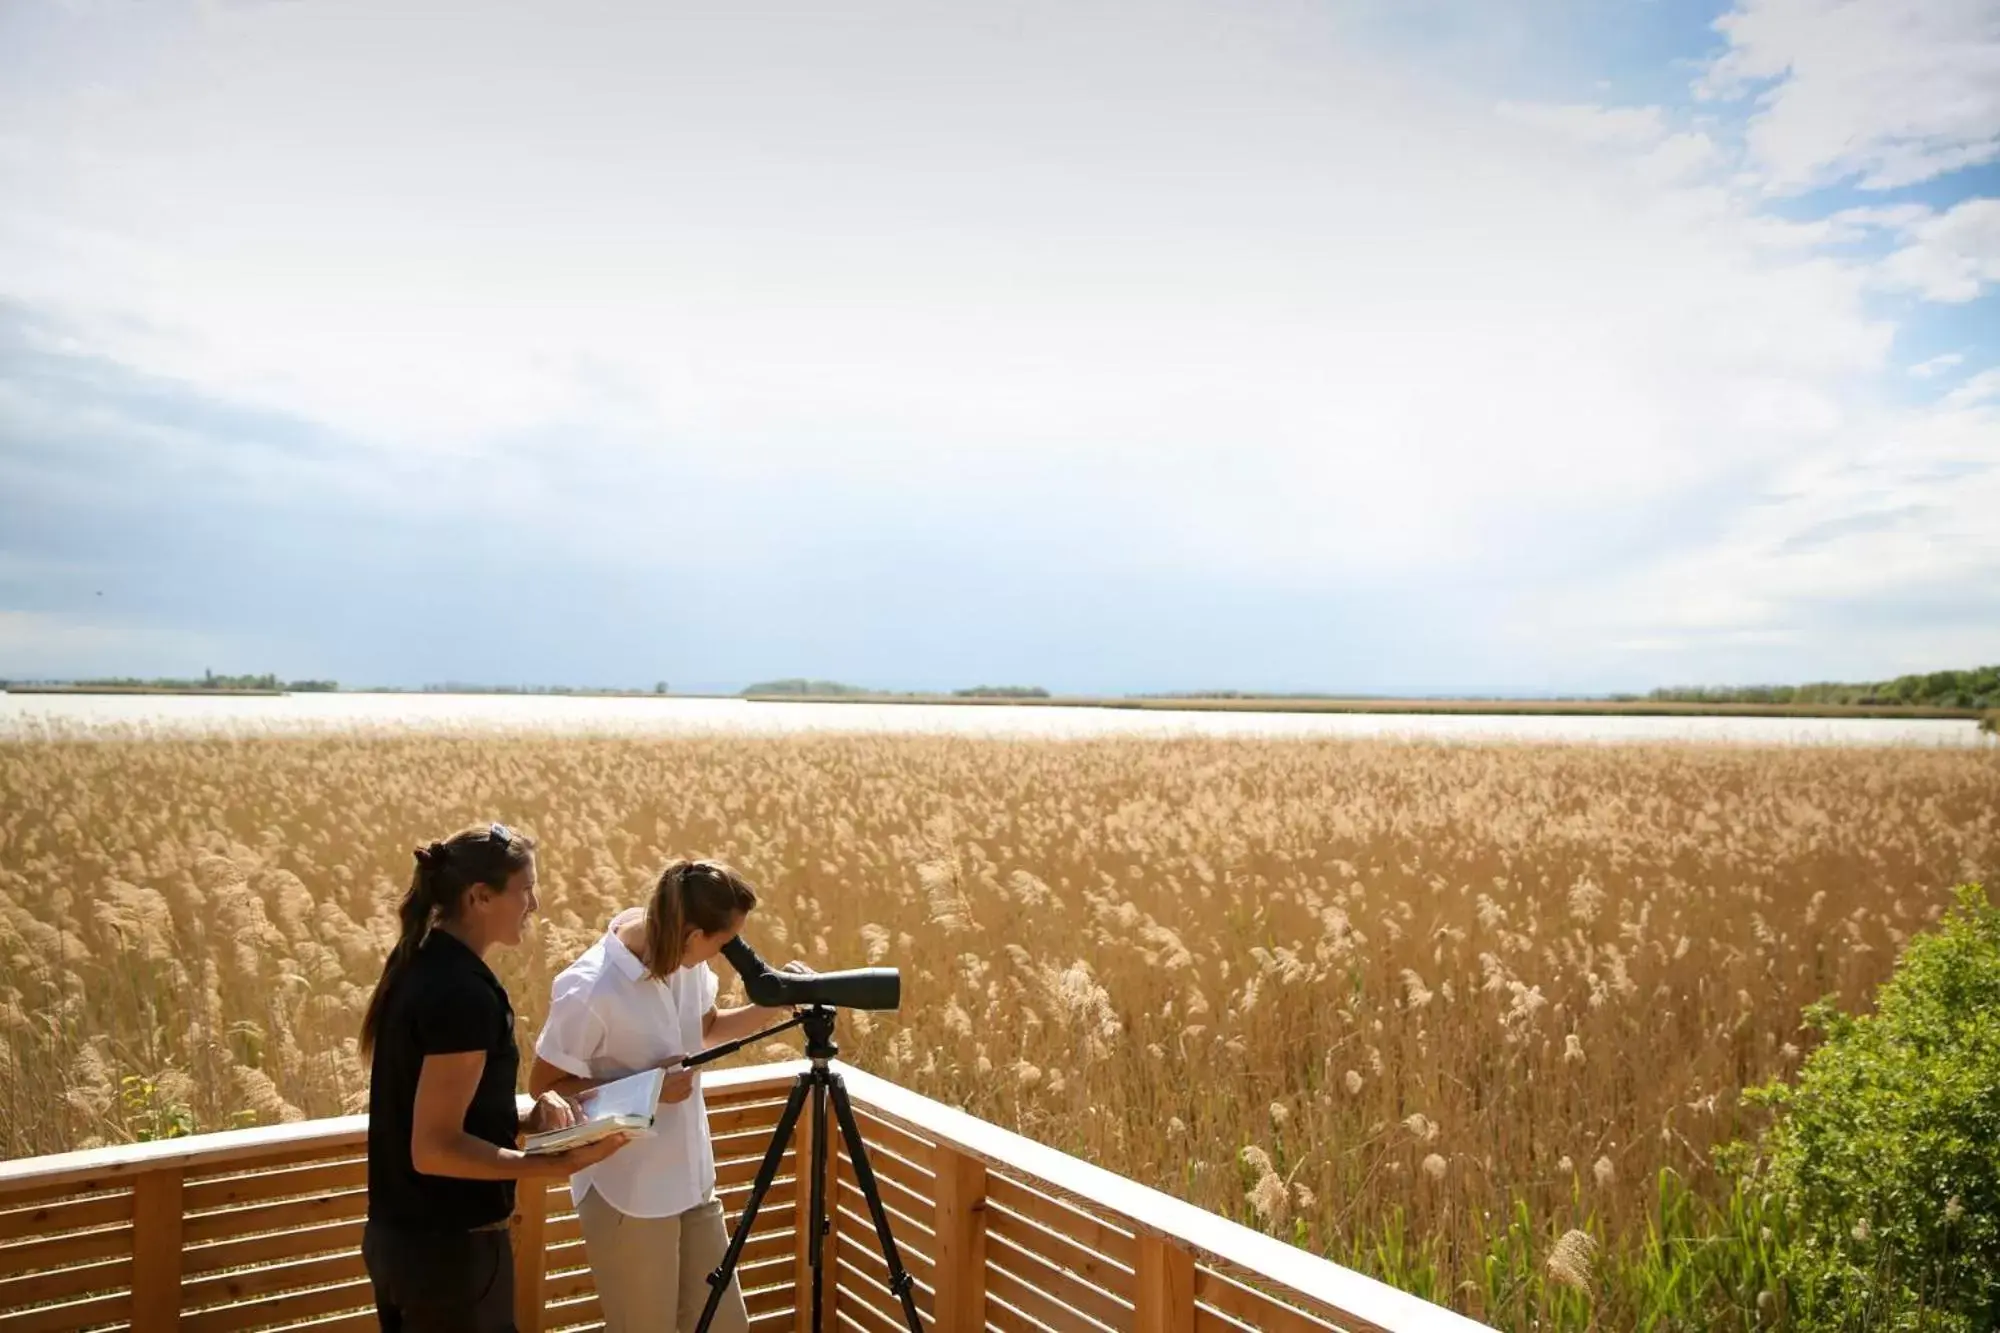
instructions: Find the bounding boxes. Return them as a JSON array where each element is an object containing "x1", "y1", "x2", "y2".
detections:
[{"x1": 1, "y1": 732, "x2": 1995, "y2": 1327}]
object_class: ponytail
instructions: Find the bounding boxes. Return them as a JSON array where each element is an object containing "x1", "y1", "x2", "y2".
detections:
[
  {"x1": 360, "y1": 824, "x2": 537, "y2": 1055},
  {"x1": 642, "y1": 858, "x2": 758, "y2": 979}
]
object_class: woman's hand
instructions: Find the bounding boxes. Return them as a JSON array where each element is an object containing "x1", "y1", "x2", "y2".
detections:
[
  {"x1": 659, "y1": 1066, "x2": 696, "y2": 1105},
  {"x1": 779, "y1": 960, "x2": 815, "y2": 1013},
  {"x1": 524, "y1": 1090, "x2": 581, "y2": 1136}
]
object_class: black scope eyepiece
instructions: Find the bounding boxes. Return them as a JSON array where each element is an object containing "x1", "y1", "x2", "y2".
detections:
[{"x1": 721, "y1": 935, "x2": 901, "y2": 1011}]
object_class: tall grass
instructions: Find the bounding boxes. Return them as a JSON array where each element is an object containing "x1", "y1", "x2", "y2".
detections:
[{"x1": 1, "y1": 733, "x2": 1994, "y2": 1327}]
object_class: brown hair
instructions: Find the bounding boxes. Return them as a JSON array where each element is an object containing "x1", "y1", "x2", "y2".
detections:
[
  {"x1": 642, "y1": 858, "x2": 758, "y2": 979},
  {"x1": 360, "y1": 822, "x2": 538, "y2": 1055}
]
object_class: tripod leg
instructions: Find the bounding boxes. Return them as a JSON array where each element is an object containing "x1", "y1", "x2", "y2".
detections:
[
  {"x1": 827, "y1": 1074, "x2": 925, "y2": 1333},
  {"x1": 695, "y1": 1074, "x2": 810, "y2": 1333},
  {"x1": 809, "y1": 1078, "x2": 829, "y2": 1333}
]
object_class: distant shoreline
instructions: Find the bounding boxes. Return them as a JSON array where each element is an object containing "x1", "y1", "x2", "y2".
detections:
[
  {"x1": 2, "y1": 685, "x2": 1983, "y2": 721},
  {"x1": 737, "y1": 692, "x2": 1984, "y2": 720},
  {"x1": 3, "y1": 685, "x2": 289, "y2": 697}
]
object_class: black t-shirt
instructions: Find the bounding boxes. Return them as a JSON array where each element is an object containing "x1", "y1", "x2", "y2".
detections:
[{"x1": 366, "y1": 930, "x2": 521, "y2": 1231}]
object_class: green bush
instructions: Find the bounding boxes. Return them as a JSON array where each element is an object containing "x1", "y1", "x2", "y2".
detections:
[{"x1": 1755, "y1": 884, "x2": 2000, "y2": 1331}]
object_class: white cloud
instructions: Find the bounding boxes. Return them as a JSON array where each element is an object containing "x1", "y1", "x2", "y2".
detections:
[
  {"x1": 1910, "y1": 352, "x2": 1965, "y2": 378},
  {"x1": 1877, "y1": 197, "x2": 2000, "y2": 302},
  {"x1": 1700, "y1": 0, "x2": 2000, "y2": 192},
  {"x1": 1527, "y1": 395, "x2": 2000, "y2": 670},
  {"x1": 1944, "y1": 367, "x2": 2000, "y2": 408},
  {"x1": 0, "y1": 0, "x2": 1990, "y2": 681},
  {"x1": 1495, "y1": 100, "x2": 1669, "y2": 147}
]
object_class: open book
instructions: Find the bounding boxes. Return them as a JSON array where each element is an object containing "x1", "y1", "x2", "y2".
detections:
[{"x1": 522, "y1": 1067, "x2": 666, "y2": 1156}]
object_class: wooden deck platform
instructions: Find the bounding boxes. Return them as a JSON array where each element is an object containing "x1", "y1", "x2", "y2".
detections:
[{"x1": 0, "y1": 1061, "x2": 1489, "y2": 1333}]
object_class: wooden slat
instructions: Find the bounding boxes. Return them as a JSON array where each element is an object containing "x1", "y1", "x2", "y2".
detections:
[
  {"x1": 747, "y1": 1279, "x2": 796, "y2": 1317},
  {"x1": 132, "y1": 1167, "x2": 181, "y2": 1333},
  {"x1": 1195, "y1": 1267, "x2": 1342, "y2": 1333},
  {"x1": 276, "y1": 1312, "x2": 378, "y2": 1333},
  {"x1": 987, "y1": 1177, "x2": 1136, "y2": 1270},
  {"x1": 545, "y1": 1263, "x2": 597, "y2": 1303},
  {"x1": 988, "y1": 1231, "x2": 1132, "y2": 1333},
  {"x1": 0, "y1": 1289, "x2": 133, "y2": 1333},
  {"x1": 180, "y1": 1275, "x2": 376, "y2": 1333},
  {"x1": 545, "y1": 1239, "x2": 590, "y2": 1280},
  {"x1": 726, "y1": 1202, "x2": 798, "y2": 1249},
  {"x1": 714, "y1": 1126, "x2": 794, "y2": 1164},
  {"x1": 182, "y1": 1159, "x2": 368, "y2": 1212},
  {"x1": 0, "y1": 1223, "x2": 133, "y2": 1279},
  {"x1": 838, "y1": 1146, "x2": 934, "y2": 1217},
  {"x1": 545, "y1": 1211, "x2": 583, "y2": 1248},
  {"x1": 832, "y1": 1295, "x2": 908, "y2": 1333},
  {"x1": 718, "y1": 1152, "x2": 798, "y2": 1191},
  {"x1": 739, "y1": 1255, "x2": 797, "y2": 1294},
  {"x1": 834, "y1": 1203, "x2": 935, "y2": 1287},
  {"x1": 1194, "y1": 1308, "x2": 1260, "y2": 1333},
  {"x1": 931, "y1": 1145, "x2": 986, "y2": 1333},
  {"x1": 740, "y1": 1228, "x2": 794, "y2": 1272},
  {"x1": 831, "y1": 1253, "x2": 928, "y2": 1332},
  {"x1": 181, "y1": 1189, "x2": 367, "y2": 1244},
  {"x1": 991, "y1": 1259, "x2": 1109, "y2": 1333},
  {"x1": 751, "y1": 1307, "x2": 795, "y2": 1333},
  {"x1": 832, "y1": 1218, "x2": 935, "y2": 1308},
  {"x1": 987, "y1": 1204, "x2": 1135, "y2": 1300},
  {"x1": 847, "y1": 1109, "x2": 936, "y2": 1172},
  {"x1": 182, "y1": 1248, "x2": 367, "y2": 1309},
  {"x1": 835, "y1": 1175, "x2": 936, "y2": 1248},
  {"x1": 184, "y1": 1216, "x2": 363, "y2": 1276},
  {"x1": 0, "y1": 1192, "x2": 134, "y2": 1245},
  {"x1": 720, "y1": 1175, "x2": 798, "y2": 1218},
  {"x1": 983, "y1": 1291, "x2": 1049, "y2": 1333},
  {"x1": 0, "y1": 1254, "x2": 130, "y2": 1306},
  {"x1": 1136, "y1": 1235, "x2": 1195, "y2": 1333},
  {"x1": 708, "y1": 1100, "x2": 790, "y2": 1139},
  {"x1": 544, "y1": 1291, "x2": 601, "y2": 1330}
]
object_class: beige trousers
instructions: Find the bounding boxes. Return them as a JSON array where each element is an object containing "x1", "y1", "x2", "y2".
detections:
[{"x1": 577, "y1": 1187, "x2": 750, "y2": 1333}]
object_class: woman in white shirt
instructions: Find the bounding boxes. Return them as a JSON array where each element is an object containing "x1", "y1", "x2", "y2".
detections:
[{"x1": 528, "y1": 858, "x2": 806, "y2": 1333}]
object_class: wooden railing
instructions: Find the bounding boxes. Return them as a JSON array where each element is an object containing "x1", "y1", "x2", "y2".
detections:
[{"x1": 0, "y1": 1061, "x2": 1488, "y2": 1333}]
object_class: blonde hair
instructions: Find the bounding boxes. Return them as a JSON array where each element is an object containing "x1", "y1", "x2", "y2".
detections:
[{"x1": 642, "y1": 858, "x2": 758, "y2": 979}]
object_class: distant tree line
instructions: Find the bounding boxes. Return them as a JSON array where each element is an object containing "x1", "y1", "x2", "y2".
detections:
[
  {"x1": 1645, "y1": 665, "x2": 1999, "y2": 710},
  {"x1": 739, "y1": 680, "x2": 1050, "y2": 698},
  {"x1": 740, "y1": 679, "x2": 875, "y2": 696},
  {"x1": 56, "y1": 672, "x2": 339, "y2": 692}
]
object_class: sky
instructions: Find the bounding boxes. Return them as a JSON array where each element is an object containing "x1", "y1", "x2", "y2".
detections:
[{"x1": 0, "y1": 0, "x2": 1996, "y2": 696}]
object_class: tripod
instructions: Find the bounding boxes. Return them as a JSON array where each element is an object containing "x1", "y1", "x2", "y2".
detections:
[{"x1": 692, "y1": 1005, "x2": 923, "y2": 1333}]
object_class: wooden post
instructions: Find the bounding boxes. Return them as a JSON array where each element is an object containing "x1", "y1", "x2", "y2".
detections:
[
  {"x1": 131, "y1": 1167, "x2": 183, "y2": 1333},
  {"x1": 1135, "y1": 1234, "x2": 1195, "y2": 1333},
  {"x1": 513, "y1": 1181, "x2": 548, "y2": 1333},
  {"x1": 931, "y1": 1146, "x2": 988, "y2": 1333}
]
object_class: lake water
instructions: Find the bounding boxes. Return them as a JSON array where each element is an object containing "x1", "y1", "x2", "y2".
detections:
[{"x1": 0, "y1": 691, "x2": 1985, "y2": 746}]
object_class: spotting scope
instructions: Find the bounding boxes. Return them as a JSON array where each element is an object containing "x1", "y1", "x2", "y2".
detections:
[{"x1": 720, "y1": 935, "x2": 901, "y2": 1011}]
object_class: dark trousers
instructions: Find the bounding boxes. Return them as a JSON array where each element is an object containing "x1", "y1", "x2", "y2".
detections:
[{"x1": 363, "y1": 1221, "x2": 517, "y2": 1333}]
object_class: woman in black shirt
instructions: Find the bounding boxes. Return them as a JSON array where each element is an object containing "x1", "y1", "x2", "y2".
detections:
[{"x1": 360, "y1": 823, "x2": 632, "y2": 1333}]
